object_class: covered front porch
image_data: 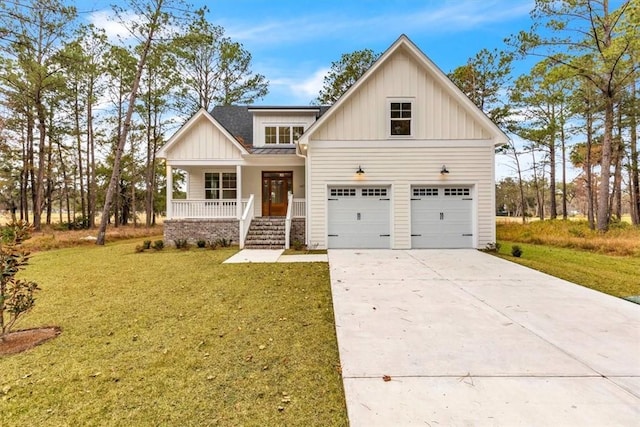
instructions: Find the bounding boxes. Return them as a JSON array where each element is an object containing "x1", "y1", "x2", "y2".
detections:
[{"x1": 164, "y1": 163, "x2": 306, "y2": 248}]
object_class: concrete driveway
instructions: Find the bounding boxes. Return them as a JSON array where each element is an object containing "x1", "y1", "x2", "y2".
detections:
[{"x1": 328, "y1": 249, "x2": 640, "y2": 426}]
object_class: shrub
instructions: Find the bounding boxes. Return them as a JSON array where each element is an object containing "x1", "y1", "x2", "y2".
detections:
[
  {"x1": 215, "y1": 238, "x2": 232, "y2": 248},
  {"x1": 196, "y1": 239, "x2": 206, "y2": 248},
  {"x1": 174, "y1": 239, "x2": 189, "y2": 249},
  {"x1": 292, "y1": 239, "x2": 304, "y2": 251},
  {"x1": 207, "y1": 241, "x2": 218, "y2": 250},
  {"x1": 143, "y1": 240, "x2": 152, "y2": 250},
  {"x1": 1, "y1": 220, "x2": 40, "y2": 338},
  {"x1": 152, "y1": 240, "x2": 164, "y2": 250},
  {"x1": 511, "y1": 245, "x2": 523, "y2": 258}
]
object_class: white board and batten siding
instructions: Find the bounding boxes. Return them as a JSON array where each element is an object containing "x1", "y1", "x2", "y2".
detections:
[
  {"x1": 312, "y1": 48, "x2": 491, "y2": 142},
  {"x1": 164, "y1": 113, "x2": 243, "y2": 162},
  {"x1": 305, "y1": 45, "x2": 497, "y2": 250}
]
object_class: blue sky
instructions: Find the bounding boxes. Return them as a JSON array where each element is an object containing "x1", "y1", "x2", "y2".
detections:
[
  {"x1": 207, "y1": 0, "x2": 535, "y2": 105},
  {"x1": 85, "y1": 0, "x2": 536, "y2": 105}
]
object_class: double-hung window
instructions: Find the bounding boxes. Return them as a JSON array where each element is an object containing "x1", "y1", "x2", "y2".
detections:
[
  {"x1": 390, "y1": 101, "x2": 412, "y2": 136},
  {"x1": 205, "y1": 172, "x2": 237, "y2": 199},
  {"x1": 264, "y1": 126, "x2": 305, "y2": 144}
]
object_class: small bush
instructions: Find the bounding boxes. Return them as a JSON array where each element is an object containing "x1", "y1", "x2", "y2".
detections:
[
  {"x1": 196, "y1": 239, "x2": 206, "y2": 248},
  {"x1": 143, "y1": 240, "x2": 152, "y2": 250},
  {"x1": 292, "y1": 239, "x2": 304, "y2": 251},
  {"x1": 1, "y1": 220, "x2": 40, "y2": 337},
  {"x1": 207, "y1": 240, "x2": 218, "y2": 250},
  {"x1": 152, "y1": 240, "x2": 164, "y2": 250},
  {"x1": 215, "y1": 238, "x2": 232, "y2": 248},
  {"x1": 511, "y1": 245, "x2": 523, "y2": 258},
  {"x1": 174, "y1": 239, "x2": 189, "y2": 249}
]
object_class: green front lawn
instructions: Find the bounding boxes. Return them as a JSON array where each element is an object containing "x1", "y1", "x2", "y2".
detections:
[
  {"x1": 496, "y1": 242, "x2": 640, "y2": 298},
  {"x1": 1, "y1": 242, "x2": 347, "y2": 426}
]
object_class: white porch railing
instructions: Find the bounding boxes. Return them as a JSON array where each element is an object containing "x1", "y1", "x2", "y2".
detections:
[
  {"x1": 292, "y1": 198, "x2": 305, "y2": 218},
  {"x1": 170, "y1": 200, "x2": 243, "y2": 219},
  {"x1": 285, "y1": 192, "x2": 294, "y2": 250},
  {"x1": 239, "y1": 194, "x2": 255, "y2": 249}
]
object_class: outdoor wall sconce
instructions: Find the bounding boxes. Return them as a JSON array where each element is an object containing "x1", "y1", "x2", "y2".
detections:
[
  {"x1": 356, "y1": 165, "x2": 365, "y2": 175},
  {"x1": 440, "y1": 165, "x2": 449, "y2": 174}
]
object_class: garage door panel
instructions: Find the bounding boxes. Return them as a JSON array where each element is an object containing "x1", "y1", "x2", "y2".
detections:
[
  {"x1": 328, "y1": 187, "x2": 390, "y2": 249},
  {"x1": 411, "y1": 186, "x2": 473, "y2": 249}
]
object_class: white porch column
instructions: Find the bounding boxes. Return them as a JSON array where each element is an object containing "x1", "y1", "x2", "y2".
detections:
[
  {"x1": 166, "y1": 163, "x2": 173, "y2": 219},
  {"x1": 236, "y1": 164, "x2": 242, "y2": 219}
]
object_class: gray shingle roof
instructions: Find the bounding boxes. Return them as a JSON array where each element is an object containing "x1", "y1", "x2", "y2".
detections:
[
  {"x1": 211, "y1": 105, "x2": 253, "y2": 146},
  {"x1": 210, "y1": 105, "x2": 331, "y2": 151}
]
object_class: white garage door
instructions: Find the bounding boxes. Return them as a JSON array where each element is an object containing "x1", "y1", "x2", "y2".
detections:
[
  {"x1": 328, "y1": 187, "x2": 390, "y2": 248},
  {"x1": 411, "y1": 186, "x2": 473, "y2": 248}
]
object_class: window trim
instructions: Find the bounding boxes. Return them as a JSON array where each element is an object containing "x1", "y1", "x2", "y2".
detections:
[
  {"x1": 264, "y1": 125, "x2": 305, "y2": 144},
  {"x1": 204, "y1": 172, "x2": 237, "y2": 200},
  {"x1": 388, "y1": 98, "x2": 414, "y2": 138}
]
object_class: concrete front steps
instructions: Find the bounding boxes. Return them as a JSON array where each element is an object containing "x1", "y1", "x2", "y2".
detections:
[{"x1": 244, "y1": 217, "x2": 286, "y2": 249}]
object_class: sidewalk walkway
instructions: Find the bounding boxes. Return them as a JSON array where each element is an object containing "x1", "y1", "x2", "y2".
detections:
[{"x1": 223, "y1": 249, "x2": 328, "y2": 263}]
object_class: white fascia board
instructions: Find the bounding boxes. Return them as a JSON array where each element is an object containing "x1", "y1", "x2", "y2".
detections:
[{"x1": 166, "y1": 159, "x2": 245, "y2": 167}]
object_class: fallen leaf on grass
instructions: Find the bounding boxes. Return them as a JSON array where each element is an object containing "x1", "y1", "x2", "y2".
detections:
[{"x1": 258, "y1": 345, "x2": 266, "y2": 350}]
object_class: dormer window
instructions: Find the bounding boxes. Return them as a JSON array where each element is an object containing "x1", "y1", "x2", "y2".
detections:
[
  {"x1": 390, "y1": 101, "x2": 412, "y2": 136},
  {"x1": 265, "y1": 125, "x2": 305, "y2": 144}
]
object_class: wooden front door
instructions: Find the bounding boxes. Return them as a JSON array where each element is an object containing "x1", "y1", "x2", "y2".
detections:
[{"x1": 262, "y1": 171, "x2": 293, "y2": 216}]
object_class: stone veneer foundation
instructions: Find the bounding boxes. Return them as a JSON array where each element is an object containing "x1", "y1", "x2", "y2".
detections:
[{"x1": 163, "y1": 218, "x2": 306, "y2": 247}]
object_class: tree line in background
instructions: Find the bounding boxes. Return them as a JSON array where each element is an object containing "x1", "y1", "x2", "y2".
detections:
[
  {"x1": 0, "y1": 0, "x2": 638, "y2": 240},
  {"x1": 451, "y1": 0, "x2": 639, "y2": 230},
  {"x1": 0, "y1": 0, "x2": 267, "y2": 242}
]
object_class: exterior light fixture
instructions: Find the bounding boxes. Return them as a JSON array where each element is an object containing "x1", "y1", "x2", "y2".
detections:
[
  {"x1": 440, "y1": 165, "x2": 449, "y2": 174},
  {"x1": 356, "y1": 165, "x2": 365, "y2": 175}
]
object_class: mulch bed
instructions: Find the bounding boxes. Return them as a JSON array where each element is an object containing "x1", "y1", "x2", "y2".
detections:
[{"x1": 0, "y1": 326, "x2": 61, "y2": 356}]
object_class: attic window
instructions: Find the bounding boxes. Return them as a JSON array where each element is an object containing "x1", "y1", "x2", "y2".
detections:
[
  {"x1": 390, "y1": 102, "x2": 412, "y2": 136},
  {"x1": 265, "y1": 126, "x2": 305, "y2": 144}
]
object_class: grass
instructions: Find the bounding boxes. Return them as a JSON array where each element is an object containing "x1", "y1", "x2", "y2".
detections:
[
  {"x1": 282, "y1": 248, "x2": 328, "y2": 255},
  {"x1": 20, "y1": 225, "x2": 164, "y2": 252},
  {"x1": 0, "y1": 240, "x2": 347, "y2": 426},
  {"x1": 495, "y1": 219, "x2": 640, "y2": 298},
  {"x1": 497, "y1": 219, "x2": 640, "y2": 257}
]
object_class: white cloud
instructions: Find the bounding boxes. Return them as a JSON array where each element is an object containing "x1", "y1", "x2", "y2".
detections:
[
  {"x1": 88, "y1": 10, "x2": 134, "y2": 42},
  {"x1": 290, "y1": 68, "x2": 329, "y2": 100},
  {"x1": 263, "y1": 68, "x2": 329, "y2": 105},
  {"x1": 219, "y1": 0, "x2": 532, "y2": 46}
]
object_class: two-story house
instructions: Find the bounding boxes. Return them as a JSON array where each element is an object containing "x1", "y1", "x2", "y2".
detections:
[{"x1": 157, "y1": 35, "x2": 508, "y2": 249}]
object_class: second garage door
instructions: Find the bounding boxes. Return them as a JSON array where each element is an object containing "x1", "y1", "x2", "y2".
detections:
[
  {"x1": 327, "y1": 187, "x2": 390, "y2": 248},
  {"x1": 411, "y1": 186, "x2": 473, "y2": 248}
]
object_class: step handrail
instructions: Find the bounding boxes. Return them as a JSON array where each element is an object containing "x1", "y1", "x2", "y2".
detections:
[
  {"x1": 239, "y1": 194, "x2": 255, "y2": 249},
  {"x1": 284, "y1": 191, "x2": 293, "y2": 249}
]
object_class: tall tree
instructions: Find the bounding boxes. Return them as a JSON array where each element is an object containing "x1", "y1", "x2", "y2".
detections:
[
  {"x1": 138, "y1": 40, "x2": 179, "y2": 226},
  {"x1": 510, "y1": 0, "x2": 639, "y2": 231},
  {"x1": 96, "y1": 0, "x2": 191, "y2": 245},
  {"x1": 173, "y1": 13, "x2": 267, "y2": 112},
  {"x1": 0, "y1": 0, "x2": 76, "y2": 230},
  {"x1": 449, "y1": 48, "x2": 513, "y2": 128},
  {"x1": 510, "y1": 60, "x2": 575, "y2": 219},
  {"x1": 316, "y1": 49, "x2": 380, "y2": 104}
]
